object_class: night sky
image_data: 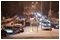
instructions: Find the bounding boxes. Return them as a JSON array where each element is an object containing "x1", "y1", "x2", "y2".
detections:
[{"x1": 1, "y1": 1, "x2": 59, "y2": 17}]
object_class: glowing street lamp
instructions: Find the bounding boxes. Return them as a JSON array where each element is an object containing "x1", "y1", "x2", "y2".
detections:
[
  {"x1": 36, "y1": 2, "x2": 38, "y2": 4},
  {"x1": 32, "y1": 2, "x2": 34, "y2": 4},
  {"x1": 3, "y1": 17, "x2": 5, "y2": 20}
]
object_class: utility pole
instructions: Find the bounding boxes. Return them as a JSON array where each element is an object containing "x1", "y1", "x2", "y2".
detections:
[
  {"x1": 41, "y1": 1, "x2": 42, "y2": 29},
  {"x1": 48, "y1": 1, "x2": 52, "y2": 31},
  {"x1": 35, "y1": 2, "x2": 39, "y2": 32},
  {"x1": 50, "y1": 1, "x2": 51, "y2": 18}
]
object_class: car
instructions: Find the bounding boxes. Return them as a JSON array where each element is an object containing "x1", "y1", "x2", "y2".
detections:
[
  {"x1": 51, "y1": 19, "x2": 59, "y2": 29},
  {"x1": 13, "y1": 25, "x2": 21, "y2": 34},
  {"x1": 55, "y1": 24, "x2": 59, "y2": 28},
  {"x1": 13, "y1": 24, "x2": 24, "y2": 33},
  {"x1": 4, "y1": 26, "x2": 14, "y2": 35},
  {"x1": 51, "y1": 21, "x2": 55, "y2": 28},
  {"x1": 19, "y1": 27, "x2": 24, "y2": 32},
  {"x1": 1, "y1": 25, "x2": 7, "y2": 37},
  {"x1": 41, "y1": 21, "x2": 52, "y2": 30},
  {"x1": 1, "y1": 29, "x2": 7, "y2": 37},
  {"x1": 54, "y1": 20, "x2": 59, "y2": 29}
]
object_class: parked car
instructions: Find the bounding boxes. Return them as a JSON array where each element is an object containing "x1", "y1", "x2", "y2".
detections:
[
  {"x1": 13, "y1": 24, "x2": 24, "y2": 33},
  {"x1": 55, "y1": 23, "x2": 59, "y2": 29},
  {"x1": 4, "y1": 26, "x2": 14, "y2": 35},
  {"x1": 13, "y1": 25, "x2": 21, "y2": 34},
  {"x1": 1, "y1": 29, "x2": 7, "y2": 37},
  {"x1": 54, "y1": 20, "x2": 59, "y2": 29},
  {"x1": 51, "y1": 19, "x2": 59, "y2": 29},
  {"x1": 41, "y1": 21, "x2": 52, "y2": 30}
]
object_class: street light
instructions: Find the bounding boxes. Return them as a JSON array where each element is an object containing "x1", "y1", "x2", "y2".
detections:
[
  {"x1": 36, "y1": 2, "x2": 38, "y2": 4},
  {"x1": 3, "y1": 17, "x2": 5, "y2": 20},
  {"x1": 41, "y1": 1, "x2": 42, "y2": 29},
  {"x1": 32, "y1": 2, "x2": 34, "y2": 4}
]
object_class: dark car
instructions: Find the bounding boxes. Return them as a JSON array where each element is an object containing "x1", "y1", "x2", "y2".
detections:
[
  {"x1": 51, "y1": 20, "x2": 59, "y2": 29},
  {"x1": 13, "y1": 25, "x2": 24, "y2": 34},
  {"x1": 13, "y1": 25, "x2": 20, "y2": 34},
  {"x1": 1, "y1": 25, "x2": 7, "y2": 37},
  {"x1": 19, "y1": 27, "x2": 24, "y2": 32},
  {"x1": 55, "y1": 24, "x2": 59, "y2": 29},
  {"x1": 4, "y1": 26, "x2": 14, "y2": 35},
  {"x1": 1, "y1": 29, "x2": 7, "y2": 37}
]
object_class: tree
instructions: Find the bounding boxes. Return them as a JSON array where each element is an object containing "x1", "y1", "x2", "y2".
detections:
[{"x1": 19, "y1": 3, "x2": 24, "y2": 16}]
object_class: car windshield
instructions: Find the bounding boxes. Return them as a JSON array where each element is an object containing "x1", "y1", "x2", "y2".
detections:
[
  {"x1": 42, "y1": 21, "x2": 47, "y2": 24},
  {"x1": 43, "y1": 22, "x2": 46, "y2": 24},
  {"x1": 5, "y1": 26, "x2": 12, "y2": 29},
  {"x1": 14, "y1": 25, "x2": 20, "y2": 28},
  {"x1": 47, "y1": 22, "x2": 50, "y2": 24}
]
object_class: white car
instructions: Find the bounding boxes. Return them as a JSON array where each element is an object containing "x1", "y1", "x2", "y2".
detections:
[{"x1": 41, "y1": 22, "x2": 52, "y2": 30}]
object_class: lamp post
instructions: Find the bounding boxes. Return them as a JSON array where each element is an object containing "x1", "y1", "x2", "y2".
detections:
[
  {"x1": 48, "y1": 1, "x2": 52, "y2": 31},
  {"x1": 41, "y1": 1, "x2": 42, "y2": 29},
  {"x1": 50, "y1": 1, "x2": 52, "y2": 31}
]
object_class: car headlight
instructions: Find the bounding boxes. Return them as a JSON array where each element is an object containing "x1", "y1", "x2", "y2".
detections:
[
  {"x1": 46, "y1": 20, "x2": 50, "y2": 22},
  {"x1": 48, "y1": 24, "x2": 51, "y2": 26},
  {"x1": 42, "y1": 23, "x2": 44, "y2": 25},
  {"x1": 20, "y1": 29, "x2": 22, "y2": 30},
  {"x1": 5, "y1": 29, "x2": 13, "y2": 33},
  {"x1": 42, "y1": 23, "x2": 46, "y2": 26},
  {"x1": 56, "y1": 25, "x2": 59, "y2": 28}
]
